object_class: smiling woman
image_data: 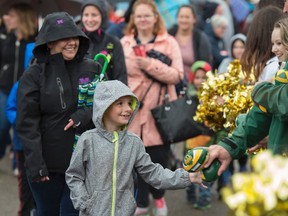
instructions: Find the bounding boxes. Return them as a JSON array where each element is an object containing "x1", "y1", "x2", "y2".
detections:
[
  {"x1": 16, "y1": 12, "x2": 102, "y2": 216},
  {"x1": 168, "y1": 4, "x2": 212, "y2": 83},
  {"x1": 79, "y1": 0, "x2": 127, "y2": 84},
  {"x1": 48, "y1": 37, "x2": 80, "y2": 60}
]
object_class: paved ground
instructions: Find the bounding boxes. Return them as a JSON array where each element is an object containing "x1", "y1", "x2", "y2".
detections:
[{"x1": 0, "y1": 149, "x2": 229, "y2": 216}]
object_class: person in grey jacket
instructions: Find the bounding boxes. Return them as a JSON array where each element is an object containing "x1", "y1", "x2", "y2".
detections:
[
  {"x1": 217, "y1": 33, "x2": 246, "y2": 74},
  {"x1": 65, "y1": 80, "x2": 205, "y2": 216}
]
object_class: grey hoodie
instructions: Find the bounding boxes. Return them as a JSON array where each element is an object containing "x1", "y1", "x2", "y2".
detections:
[
  {"x1": 218, "y1": 33, "x2": 246, "y2": 74},
  {"x1": 66, "y1": 80, "x2": 192, "y2": 216}
]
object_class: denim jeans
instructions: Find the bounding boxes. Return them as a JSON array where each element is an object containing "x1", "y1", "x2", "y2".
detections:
[
  {"x1": 28, "y1": 173, "x2": 79, "y2": 216},
  {"x1": 0, "y1": 89, "x2": 11, "y2": 159},
  {"x1": 186, "y1": 182, "x2": 212, "y2": 204}
]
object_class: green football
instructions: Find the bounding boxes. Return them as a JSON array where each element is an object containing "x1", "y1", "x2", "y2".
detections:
[{"x1": 183, "y1": 147, "x2": 209, "y2": 172}]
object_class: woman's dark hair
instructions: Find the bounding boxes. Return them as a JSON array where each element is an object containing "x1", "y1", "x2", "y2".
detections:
[
  {"x1": 176, "y1": 4, "x2": 197, "y2": 19},
  {"x1": 241, "y1": 6, "x2": 284, "y2": 80},
  {"x1": 257, "y1": 0, "x2": 284, "y2": 10}
]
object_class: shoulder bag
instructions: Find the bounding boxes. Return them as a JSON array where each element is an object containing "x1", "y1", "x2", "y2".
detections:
[{"x1": 151, "y1": 87, "x2": 211, "y2": 144}]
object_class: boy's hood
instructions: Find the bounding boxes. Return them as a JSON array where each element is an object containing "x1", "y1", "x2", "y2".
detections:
[{"x1": 92, "y1": 80, "x2": 139, "y2": 131}]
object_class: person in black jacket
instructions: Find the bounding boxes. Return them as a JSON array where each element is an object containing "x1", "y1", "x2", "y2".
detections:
[
  {"x1": 80, "y1": 0, "x2": 127, "y2": 85},
  {"x1": 0, "y1": 3, "x2": 37, "y2": 161},
  {"x1": 168, "y1": 4, "x2": 212, "y2": 94},
  {"x1": 1, "y1": 4, "x2": 38, "y2": 216},
  {"x1": 169, "y1": 4, "x2": 212, "y2": 82},
  {"x1": 16, "y1": 12, "x2": 101, "y2": 216}
]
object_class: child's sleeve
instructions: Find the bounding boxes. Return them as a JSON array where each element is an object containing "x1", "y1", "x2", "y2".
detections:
[
  {"x1": 134, "y1": 139, "x2": 191, "y2": 189},
  {"x1": 65, "y1": 135, "x2": 90, "y2": 212},
  {"x1": 252, "y1": 82, "x2": 288, "y2": 120}
]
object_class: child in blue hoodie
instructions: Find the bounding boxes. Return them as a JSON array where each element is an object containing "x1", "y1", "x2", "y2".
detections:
[{"x1": 66, "y1": 80, "x2": 206, "y2": 216}]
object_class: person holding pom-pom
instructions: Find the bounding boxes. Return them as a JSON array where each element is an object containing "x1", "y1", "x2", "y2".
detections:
[{"x1": 205, "y1": 16, "x2": 288, "y2": 179}]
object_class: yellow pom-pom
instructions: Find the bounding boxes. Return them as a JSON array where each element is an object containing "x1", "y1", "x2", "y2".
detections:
[{"x1": 194, "y1": 59, "x2": 255, "y2": 131}]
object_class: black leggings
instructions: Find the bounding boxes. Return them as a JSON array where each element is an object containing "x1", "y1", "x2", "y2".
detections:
[{"x1": 136, "y1": 144, "x2": 170, "y2": 207}]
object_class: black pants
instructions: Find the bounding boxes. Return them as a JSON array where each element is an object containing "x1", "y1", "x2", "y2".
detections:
[
  {"x1": 16, "y1": 151, "x2": 36, "y2": 216},
  {"x1": 136, "y1": 144, "x2": 170, "y2": 207}
]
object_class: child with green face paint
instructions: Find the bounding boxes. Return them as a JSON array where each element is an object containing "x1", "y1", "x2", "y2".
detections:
[{"x1": 66, "y1": 80, "x2": 207, "y2": 216}]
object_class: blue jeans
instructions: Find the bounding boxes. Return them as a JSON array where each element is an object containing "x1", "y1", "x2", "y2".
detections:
[
  {"x1": 28, "y1": 173, "x2": 79, "y2": 216},
  {"x1": 0, "y1": 90, "x2": 11, "y2": 159},
  {"x1": 186, "y1": 183, "x2": 212, "y2": 204}
]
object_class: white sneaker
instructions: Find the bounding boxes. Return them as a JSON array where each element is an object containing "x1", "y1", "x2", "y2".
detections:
[
  {"x1": 153, "y1": 198, "x2": 168, "y2": 216},
  {"x1": 13, "y1": 168, "x2": 19, "y2": 177},
  {"x1": 135, "y1": 207, "x2": 149, "y2": 216}
]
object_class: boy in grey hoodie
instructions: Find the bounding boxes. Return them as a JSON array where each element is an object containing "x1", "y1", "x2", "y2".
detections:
[{"x1": 65, "y1": 80, "x2": 205, "y2": 216}]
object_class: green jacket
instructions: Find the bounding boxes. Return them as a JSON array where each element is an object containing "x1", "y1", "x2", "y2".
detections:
[{"x1": 217, "y1": 82, "x2": 288, "y2": 159}]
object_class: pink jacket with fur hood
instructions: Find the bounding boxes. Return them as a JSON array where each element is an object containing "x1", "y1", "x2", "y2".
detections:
[{"x1": 120, "y1": 32, "x2": 184, "y2": 147}]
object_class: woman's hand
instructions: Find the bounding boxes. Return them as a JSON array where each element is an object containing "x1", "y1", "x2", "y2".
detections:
[
  {"x1": 35, "y1": 176, "x2": 50, "y2": 182},
  {"x1": 64, "y1": 119, "x2": 75, "y2": 131},
  {"x1": 135, "y1": 56, "x2": 150, "y2": 69}
]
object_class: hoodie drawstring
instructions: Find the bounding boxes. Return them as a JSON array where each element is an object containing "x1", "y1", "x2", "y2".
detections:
[{"x1": 111, "y1": 131, "x2": 119, "y2": 216}]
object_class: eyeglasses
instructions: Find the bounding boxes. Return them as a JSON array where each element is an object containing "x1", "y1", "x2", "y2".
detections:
[{"x1": 135, "y1": 14, "x2": 154, "y2": 20}]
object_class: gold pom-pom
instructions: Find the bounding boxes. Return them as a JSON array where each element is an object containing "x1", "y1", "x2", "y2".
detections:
[{"x1": 194, "y1": 60, "x2": 255, "y2": 131}]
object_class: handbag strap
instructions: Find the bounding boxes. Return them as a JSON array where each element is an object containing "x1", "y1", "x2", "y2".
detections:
[
  {"x1": 140, "y1": 81, "x2": 154, "y2": 103},
  {"x1": 157, "y1": 82, "x2": 188, "y2": 105},
  {"x1": 155, "y1": 84, "x2": 168, "y2": 105}
]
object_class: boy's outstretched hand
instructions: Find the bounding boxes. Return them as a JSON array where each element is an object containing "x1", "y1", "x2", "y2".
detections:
[{"x1": 188, "y1": 172, "x2": 208, "y2": 189}]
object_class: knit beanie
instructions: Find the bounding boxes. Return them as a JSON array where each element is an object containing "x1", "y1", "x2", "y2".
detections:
[{"x1": 189, "y1": 61, "x2": 212, "y2": 83}]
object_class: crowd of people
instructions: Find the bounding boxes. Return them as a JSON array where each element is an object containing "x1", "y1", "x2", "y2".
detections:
[{"x1": 1, "y1": 0, "x2": 288, "y2": 216}]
